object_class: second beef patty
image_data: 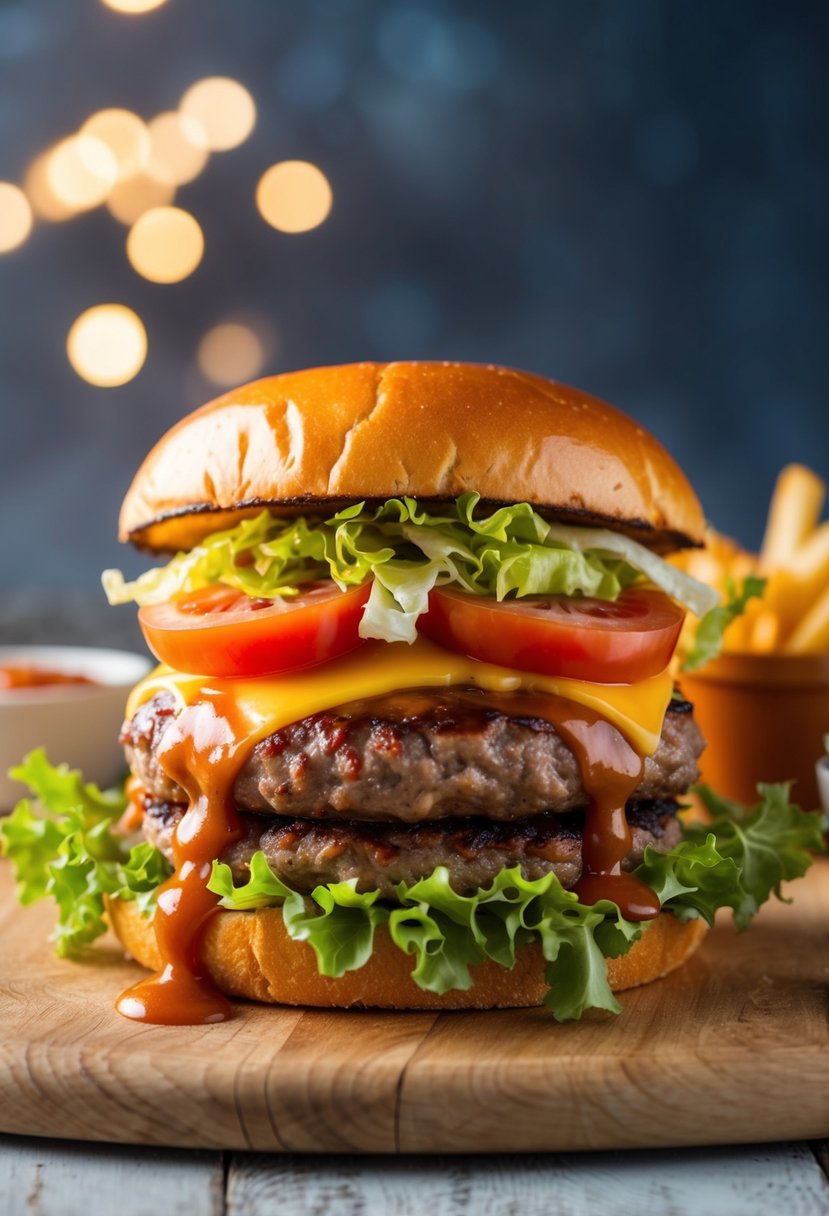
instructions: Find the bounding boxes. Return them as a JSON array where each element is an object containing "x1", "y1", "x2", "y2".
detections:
[{"x1": 142, "y1": 798, "x2": 683, "y2": 896}]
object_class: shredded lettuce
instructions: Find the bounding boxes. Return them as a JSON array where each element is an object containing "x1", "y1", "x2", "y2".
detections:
[
  {"x1": 539, "y1": 520, "x2": 720, "y2": 619},
  {"x1": 103, "y1": 494, "x2": 718, "y2": 645},
  {"x1": 681, "y1": 575, "x2": 767, "y2": 672},
  {"x1": 3, "y1": 753, "x2": 822, "y2": 1020}
]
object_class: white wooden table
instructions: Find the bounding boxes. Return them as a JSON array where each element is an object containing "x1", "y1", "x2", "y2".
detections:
[{"x1": 1, "y1": 1138, "x2": 828, "y2": 1215}]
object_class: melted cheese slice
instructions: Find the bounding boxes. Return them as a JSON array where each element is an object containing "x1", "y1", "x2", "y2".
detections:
[{"x1": 127, "y1": 636, "x2": 673, "y2": 758}]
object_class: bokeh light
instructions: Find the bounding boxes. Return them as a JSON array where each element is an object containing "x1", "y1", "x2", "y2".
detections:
[
  {"x1": 255, "y1": 161, "x2": 332, "y2": 233},
  {"x1": 146, "y1": 112, "x2": 209, "y2": 186},
  {"x1": 100, "y1": 0, "x2": 168, "y2": 12},
  {"x1": 66, "y1": 305, "x2": 147, "y2": 387},
  {"x1": 24, "y1": 151, "x2": 75, "y2": 221},
  {"x1": 126, "y1": 205, "x2": 204, "y2": 283},
  {"x1": 197, "y1": 322, "x2": 266, "y2": 386},
  {"x1": 81, "y1": 109, "x2": 150, "y2": 180},
  {"x1": 0, "y1": 183, "x2": 33, "y2": 253},
  {"x1": 179, "y1": 77, "x2": 257, "y2": 151},
  {"x1": 46, "y1": 135, "x2": 118, "y2": 211},
  {"x1": 107, "y1": 172, "x2": 175, "y2": 225}
]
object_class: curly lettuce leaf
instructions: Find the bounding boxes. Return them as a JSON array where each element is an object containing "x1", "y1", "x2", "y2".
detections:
[
  {"x1": 683, "y1": 782, "x2": 826, "y2": 927},
  {"x1": 209, "y1": 782, "x2": 822, "y2": 1020},
  {"x1": 681, "y1": 575, "x2": 766, "y2": 672},
  {"x1": 210, "y1": 854, "x2": 388, "y2": 975},
  {"x1": 634, "y1": 833, "x2": 746, "y2": 925},
  {"x1": 0, "y1": 750, "x2": 170, "y2": 955},
  {"x1": 209, "y1": 849, "x2": 294, "y2": 909},
  {"x1": 542, "y1": 902, "x2": 642, "y2": 1022},
  {"x1": 9, "y1": 747, "x2": 125, "y2": 828},
  {"x1": 210, "y1": 861, "x2": 639, "y2": 1018},
  {"x1": 209, "y1": 838, "x2": 754, "y2": 1022},
  {"x1": 4, "y1": 754, "x2": 821, "y2": 1020},
  {"x1": 284, "y1": 882, "x2": 388, "y2": 977},
  {"x1": 103, "y1": 494, "x2": 717, "y2": 645},
  {"x1": 388, "y1": 905, "x2": 487, "y2": 993}
]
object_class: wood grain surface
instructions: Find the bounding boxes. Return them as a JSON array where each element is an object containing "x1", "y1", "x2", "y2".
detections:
[{"x1": 0, "y1": 857, "x2": 827, "y2": 1154}]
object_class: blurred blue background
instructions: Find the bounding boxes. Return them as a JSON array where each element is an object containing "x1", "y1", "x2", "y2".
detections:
[{"x1": 1, "y1": 0, "x2": 827, "y2": 611}]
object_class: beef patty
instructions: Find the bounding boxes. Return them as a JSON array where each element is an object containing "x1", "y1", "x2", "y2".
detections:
[
  {"x1": 142, "y1": 798, "x2": 683, "y2": 897},
  {"x1": 122, "y1": 687, "x2": 704, "y2": 824}
]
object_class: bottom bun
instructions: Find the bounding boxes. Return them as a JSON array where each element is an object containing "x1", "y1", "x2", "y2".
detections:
[{"x1": 107, "y1": 897, "x2": 708, "y2": 1010}]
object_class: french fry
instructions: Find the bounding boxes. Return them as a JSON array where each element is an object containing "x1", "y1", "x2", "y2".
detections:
[
  {"x1": 760, "y1": 570, "x2": 800, "y2": 642},
  {"x1": 751, "y1": 609, "x2": 781, "y2": 653},
  {"x1": 722, "y1": 605, "x2": 755, "y2": 652},
  {"x1": 729, "y1": 552, "x2": 757, "y2": 584},
  {"x1": 672, "y1": 462, "x2": 826, "y2": 661},
  {"x1": 682, "y1": 552, "x2": 724, "y2": 589},
  {"x1": 784, "y1": 583, "x2": 829, "y2": 654},
  {"x1": 760, "y1": 464, "x2": 826, "y2": 568},
  {"x1": 787, "y1": 520, "x2": 829, "y2": 580},
  {"x1": 763, "y1": 523, "x2": 829, "y2": 641}
]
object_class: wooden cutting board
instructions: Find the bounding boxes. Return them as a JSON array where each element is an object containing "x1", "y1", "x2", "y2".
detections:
[{"x1": 1, "y1": 857, "x2": 827, "y2": 1154}]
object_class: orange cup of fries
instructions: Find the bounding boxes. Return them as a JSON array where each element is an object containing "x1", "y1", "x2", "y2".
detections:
[
  {"x1": 674, "y1": 464, "x2": 829, "y2": 809},
  {"x1": 682, "y1": 652, "x2": 829, "y2": 809}
]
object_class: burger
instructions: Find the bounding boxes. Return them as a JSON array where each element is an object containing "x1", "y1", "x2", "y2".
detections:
[{"x1": 3, "y1": 362, "x2": 823, "y2": 1023}]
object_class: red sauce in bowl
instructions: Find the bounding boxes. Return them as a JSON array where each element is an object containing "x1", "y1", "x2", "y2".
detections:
[{"x1": 0, "y1": 664, "x2": 98, "y2": 690}]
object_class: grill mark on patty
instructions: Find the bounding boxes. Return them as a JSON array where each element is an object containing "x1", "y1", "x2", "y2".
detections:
[
  {"x1": 123, "y1": 687, "x2": 704, "y2": 825},
  {"x1": 141, "y1": 798, "x2": 683, "y2": 897}
]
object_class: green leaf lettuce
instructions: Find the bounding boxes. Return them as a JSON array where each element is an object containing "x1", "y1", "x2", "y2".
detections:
[
  {"x1": 682, "y1": 574, "x2": 766, "y2": 672},
  {"x1": 0, "y1": 750, "x2": 171, "y2": 955},
  {"x1": 2, "y1": 753, "x2": 822, "y2": 1019},
  {"x1": 208, "y1": 786, "x2": 824, "y2": 1021}
]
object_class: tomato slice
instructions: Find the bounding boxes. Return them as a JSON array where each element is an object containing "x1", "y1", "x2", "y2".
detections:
[
  {"x1": 419, "y1": 586, "x2": 684, "y2": 683},
  {"x1": 138, "y1": 581, "x2": 370, "y2": 678}
]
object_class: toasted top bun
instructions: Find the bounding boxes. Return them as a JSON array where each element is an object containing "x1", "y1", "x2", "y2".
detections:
[
  {"x1": 120, "y1": 361, "x2": 705, "y2": 554},
  {"x1": 108, "y1": 896, "x2": 708, "y2": 1011}
]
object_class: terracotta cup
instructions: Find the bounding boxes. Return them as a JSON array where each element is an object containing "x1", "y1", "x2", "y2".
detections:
[{"x1": 681, "y1": 652, "x2": 829, "y2": 810}]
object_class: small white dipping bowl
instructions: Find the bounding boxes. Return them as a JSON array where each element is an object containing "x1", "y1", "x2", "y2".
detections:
[{"x1": 0, "y1": 645, "x2": 153, "y2": 811}]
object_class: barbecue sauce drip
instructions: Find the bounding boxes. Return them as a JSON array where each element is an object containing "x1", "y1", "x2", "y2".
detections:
[
  {"x1": 115, "y1": 685, "x2": 661, "y2": 1024},
  {"x1": 116, "y1": 776, "x2": 147, "y2": 834},
  {"x1": 463, "y1": 691, "x2": 660, "y2": 921},
  {"x1": 116, "y1": 692, "x2": 244, "y2": 1024},
  {"x1": 553, "y1": 708, "x2": 661, "y2": 920}
]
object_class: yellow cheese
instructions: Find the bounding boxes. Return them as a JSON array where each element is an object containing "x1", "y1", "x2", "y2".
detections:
[{"x1": 127, "y1": 636, "x2": 673, "y2": 758}]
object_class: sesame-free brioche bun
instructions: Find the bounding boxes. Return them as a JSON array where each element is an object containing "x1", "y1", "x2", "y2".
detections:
[
  {"x1": 108, "y1": 896, "x2": 708, "y2": 1010},
  {"x1": 119, "y1": 362, "x2": 705, "y2": 554}
]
